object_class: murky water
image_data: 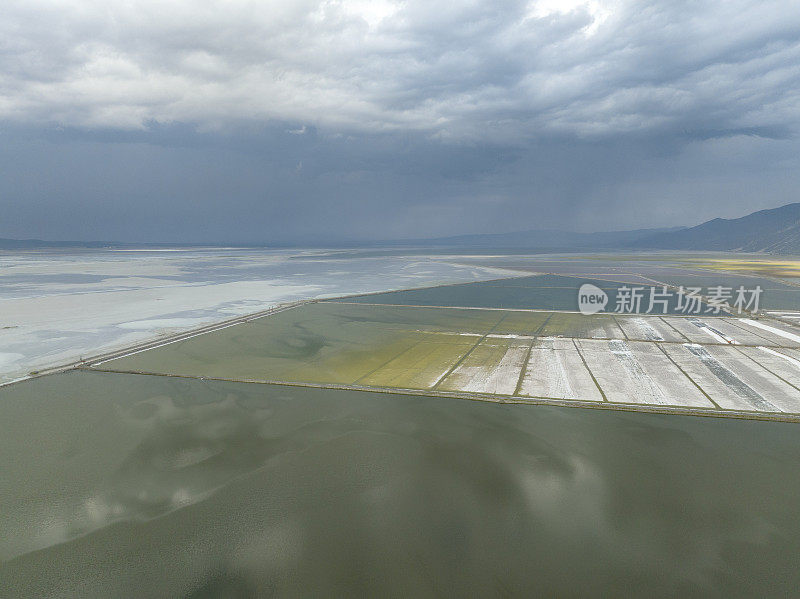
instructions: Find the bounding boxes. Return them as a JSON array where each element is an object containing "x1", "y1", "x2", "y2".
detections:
[
  {"x1": 2, "y1": 370, "x2": 800, "y2": 597},
  {"x1": 340, "y1": 274, "x2": 710, "y2": 312}
]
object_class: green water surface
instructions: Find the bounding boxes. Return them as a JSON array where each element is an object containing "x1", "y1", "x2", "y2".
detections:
[{"x1": 1, "y1": 370, "x2": 799, "y2": 597}]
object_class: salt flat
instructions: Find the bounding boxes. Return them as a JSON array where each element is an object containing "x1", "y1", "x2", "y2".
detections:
[
  {"x1": 519, "y1": 337, "x2": 603, "y2": 400},
  {"x1": 9, "y1": 254, "x2": 800, "y2": 419},
  {"x1": 0, "y1": 248, "x2": 516, "y2": 383},
  {"x1": 92, "y1": 300, "x2": 800, "y2": 419}
]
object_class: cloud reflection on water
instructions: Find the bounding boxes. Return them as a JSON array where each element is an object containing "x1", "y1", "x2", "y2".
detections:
[{"x1": 1, "y1": 372, "x2": 799, "y2": 596}]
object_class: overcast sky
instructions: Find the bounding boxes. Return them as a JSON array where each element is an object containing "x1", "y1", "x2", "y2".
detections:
[{"x1": 2, "y1": 0, "x2": 799, "y2": 243}]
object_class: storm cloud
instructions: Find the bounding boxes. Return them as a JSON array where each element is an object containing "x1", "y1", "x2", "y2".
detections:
[{"x1": 1, "y1": 0, "x2": 799, "y2": 242}]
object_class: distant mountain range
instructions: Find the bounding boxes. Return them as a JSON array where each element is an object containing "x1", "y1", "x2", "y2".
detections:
[
  {"x1": 626, "y1": 202, "x2": 800, "y2": 253},
  {"x1": 410, "y1": 227, "x2": 684, "y2": 250},
  {"x1": 0, "y1": 238, "x2": 113, "y2": 249},
  {"x1": 418, "y1": 202, "x2": 800, "y2": 253},
  {"x1": 4, "y1": 203, "x2": 800, "y2": 253}
]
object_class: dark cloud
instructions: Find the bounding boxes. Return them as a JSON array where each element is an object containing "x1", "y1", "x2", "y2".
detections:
[{"x1": 1, "y1": 1, "x2": 799, "y2": 242}]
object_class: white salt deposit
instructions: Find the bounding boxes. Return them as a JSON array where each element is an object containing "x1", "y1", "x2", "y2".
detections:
[{"x1": 0, "y1": 248, "x2": 519, "y2": 383}]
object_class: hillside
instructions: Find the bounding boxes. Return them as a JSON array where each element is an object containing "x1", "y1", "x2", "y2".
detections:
[
  {"x1": 629, "y1": 203, "x2": 800, "y2": 253},
  {"x1": 413, "y1": 227, "x2": 683, "y2": 249}
]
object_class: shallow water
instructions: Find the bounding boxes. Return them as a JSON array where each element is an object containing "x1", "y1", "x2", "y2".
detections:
[
  {"x1": 340, "y1": 274, "x2": 709, "y2": 312},
  {"x1": 0, "y1": 248, "x2": 513, "y2": 383},
  {"x1": 2, "y1": 371, "x2": 800, "y2": 597}
]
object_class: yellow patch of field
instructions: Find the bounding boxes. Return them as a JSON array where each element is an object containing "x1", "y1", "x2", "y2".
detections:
[
  {"x1": 683, "y1": 258, "x2": 800, "y2": 278},
  {"x1": 357, "y1": 336, "x2": 478, "y2": 389},
  {"x1": 281, "y1": 332, "x2": 426, "y2": 384},
  {"x1": 491, "y1": 311, "x2": 552, "y2": 335}
]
